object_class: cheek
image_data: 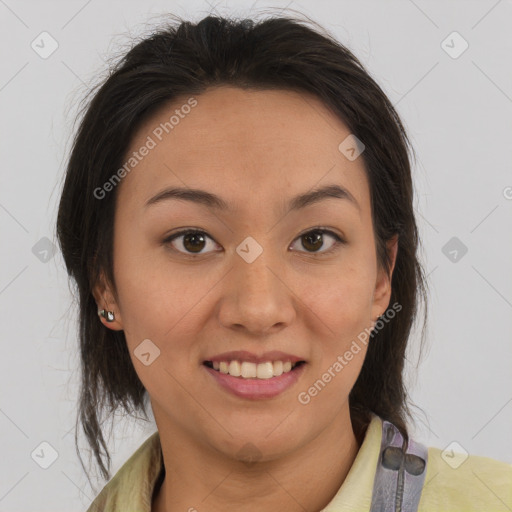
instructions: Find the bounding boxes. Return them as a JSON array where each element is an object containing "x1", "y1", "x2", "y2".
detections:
[
  {"x1": 297, "y1": 274, "x2": 372, "y2": 413},
  {"x1": 113, "y1": 235, "x2": 224, "y2": 364},
  {"x1": 300, "y1": 261, "x2": 375, "y2": 333},
  {"x1": 112, "y1": 230, "x2": 184, "y2": 341},
  {"x1": 295, "y1": 255, "x2": 375, "y2": 388},
  {"x1": 116, "y1": 270, "x2": 192, "y2": 342}
]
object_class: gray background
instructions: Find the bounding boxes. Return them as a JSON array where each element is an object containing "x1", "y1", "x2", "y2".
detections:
[{"x1": 1, "y1": 0, "x2": 511, "y2": 510}]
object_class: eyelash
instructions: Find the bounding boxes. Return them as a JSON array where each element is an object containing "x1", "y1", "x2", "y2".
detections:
[{"x1": 162, "y1": 227, "x2": 345, "y2": 258}]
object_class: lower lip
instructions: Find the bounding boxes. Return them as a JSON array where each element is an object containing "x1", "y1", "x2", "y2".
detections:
[{"x1": 203, "y1": 363, "x2": 307, "y2": 400}]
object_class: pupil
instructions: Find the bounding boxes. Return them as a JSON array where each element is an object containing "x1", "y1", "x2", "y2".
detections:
[
  {"x1": 303, "y1": 231, "x2": 323, "y2": 252},
  {"x1": 184, "y1": 233, "x2": 205, "y2": 253},
  {"x1": 182, "y1": 231, "x2": 324, "y2": 253}
]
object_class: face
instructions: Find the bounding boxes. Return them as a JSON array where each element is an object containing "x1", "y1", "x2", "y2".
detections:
[{"x1": 94, "y1": 86, "x2": 397, "y2": 461}]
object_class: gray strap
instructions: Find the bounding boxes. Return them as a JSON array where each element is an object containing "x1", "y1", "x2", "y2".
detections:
[{"x1": 369, "y1": 420, "x2": 428, "y2": 512}]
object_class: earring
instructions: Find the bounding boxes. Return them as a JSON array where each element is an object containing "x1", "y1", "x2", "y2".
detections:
[
  {"x1": 371, "y1": 313, "x2": 382, "y2": 330},
  {"x1": 98, "y1": 309, "x2": 115, "y2": 322}
]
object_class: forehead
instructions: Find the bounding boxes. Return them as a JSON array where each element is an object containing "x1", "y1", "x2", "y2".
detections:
[{"x1": 116, "y1": 86, "x2": 370, "y2": 217}]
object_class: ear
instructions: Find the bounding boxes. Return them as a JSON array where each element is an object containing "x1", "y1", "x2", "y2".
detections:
[
  {"x1": 371, "y1": 234, "x2": 398, "y2": 320},
  {"x1": 92, "y1": 271, "x2": 124, "y2": 331}
]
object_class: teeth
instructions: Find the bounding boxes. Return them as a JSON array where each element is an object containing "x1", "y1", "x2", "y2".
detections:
[
  {"x1": 241, "y1": 361, "x2": 257, "y2": 378},
  {"x1": 211, "y1": 360, "x2": 300, "y2": 379},
  {"x1": 229, "y1": 360, "x2": 241, "y2": 377},
  {"x1": 273, "y1": 360, "x2": 283, "y2": 376},
  {"x1": 257, "y1": 362, "x2": 273, "y2": 379}
]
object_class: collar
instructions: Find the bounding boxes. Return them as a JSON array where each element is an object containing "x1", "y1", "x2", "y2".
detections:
[{"x1": 87, "y1": 414, "x2": 383, "y2": 511}]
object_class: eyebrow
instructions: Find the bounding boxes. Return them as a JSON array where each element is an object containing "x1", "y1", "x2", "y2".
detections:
[{"x1": 144, "y1": 183, "x2": 360, "y2": 213}]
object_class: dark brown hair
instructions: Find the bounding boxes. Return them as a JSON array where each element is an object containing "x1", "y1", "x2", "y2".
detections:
[{"x1": 56, "y1": 12, "x2": 428, "y2": 487}]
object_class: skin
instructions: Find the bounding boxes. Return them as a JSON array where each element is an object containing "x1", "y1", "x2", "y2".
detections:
[{"x1": 93, "y1": 86, "x2": 398, "y2": 512}]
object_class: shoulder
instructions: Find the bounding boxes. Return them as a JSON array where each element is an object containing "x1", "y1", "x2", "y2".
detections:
[
  {"x1": 418, "y1": 446, "x2": 512, "y2": 511},
  {"x1": 86, "y1": 431, "x2": 163, "y2": 512}
]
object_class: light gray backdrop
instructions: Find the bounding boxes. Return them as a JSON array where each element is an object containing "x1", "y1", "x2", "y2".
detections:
[{"x1": 1, "y1": 0, "x2": 511, "y2": 511}]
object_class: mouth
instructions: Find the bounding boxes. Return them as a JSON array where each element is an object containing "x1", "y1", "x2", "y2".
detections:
[
  {"x1": 202, "y1": 359, "x2": 307, "y2": 400},
  {"x1": 202, "y1": 360, "x2": 306, "y2": 379}
]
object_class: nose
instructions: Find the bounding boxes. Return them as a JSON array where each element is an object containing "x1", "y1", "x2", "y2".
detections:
[{"x1": 217, "y1": 245, "x2": 296, "y2": 335}]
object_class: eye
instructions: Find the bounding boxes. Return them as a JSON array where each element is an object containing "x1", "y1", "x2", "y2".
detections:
[
  {"x1": 163, "y1": 227, "x2": 345, "y2": 257},
  {"x1": 163, "y1": 229, "x2": 219, "y2": 255},
  {"x1": 289, "y1": 228, "x2": 345, "y2": 255}
]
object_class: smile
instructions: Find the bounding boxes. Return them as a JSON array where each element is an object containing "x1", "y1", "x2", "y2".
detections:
[
  {"x1": 202, "y1": 360, "x2": 307, "y2": 400},
  {"x1": 203, "y1": 360, "x2": 305, "y2": 379}
]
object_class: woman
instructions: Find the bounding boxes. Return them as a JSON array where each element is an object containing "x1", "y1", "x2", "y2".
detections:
[{"x1": 56, "y1": 13, "x2": 511, "y2": 512}]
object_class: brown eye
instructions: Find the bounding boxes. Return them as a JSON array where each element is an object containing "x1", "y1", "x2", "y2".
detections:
[
  {"x1": 290, "y1": 228, "x2": 344, "y2": 254},
  {"x1": 182, "y1": 232, "x2": 206, "y2": 253},
  {"x1": 164, "y1": 230, "x2": 218, "y2": 255},
  {"x1": 164, "y1": 227, "x2": 344, "y2": 257},
  {"x1": 302, "y1": 231, "x2": 323, "y2": 252}
]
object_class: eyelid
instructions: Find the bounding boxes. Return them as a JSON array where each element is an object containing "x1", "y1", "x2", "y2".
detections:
[
  {"x1": 163, "y1": 226, "x2": 345, "y2": 257},
  {"x1": 289, "y1": 226, "x2": 345, "y2": 254},
  {"x1": 163, "y1": 229, "x2": 220, "y2": 256}
]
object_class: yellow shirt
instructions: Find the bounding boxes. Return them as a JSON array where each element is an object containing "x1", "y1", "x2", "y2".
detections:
[{"x1": 86, "y1": 415, "x2": 512, "y2": 511}]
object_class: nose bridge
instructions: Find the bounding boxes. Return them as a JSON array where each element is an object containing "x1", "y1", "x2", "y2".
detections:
[
  {"x1": 219, "y1": 232, "x2": 294, "y2": 332},
  {"x1": 234, "y1": 233, "x2": 282, "y2": 298}
]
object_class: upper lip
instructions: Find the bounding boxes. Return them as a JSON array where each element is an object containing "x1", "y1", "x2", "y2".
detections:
[{"x1": 204, "y1": 350, "x2": 305, "y2": 364}]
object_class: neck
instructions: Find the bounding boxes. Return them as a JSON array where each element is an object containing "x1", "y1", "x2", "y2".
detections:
[{"x1": 152, "y1": 408, "x2": 361, "y2": 512}]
